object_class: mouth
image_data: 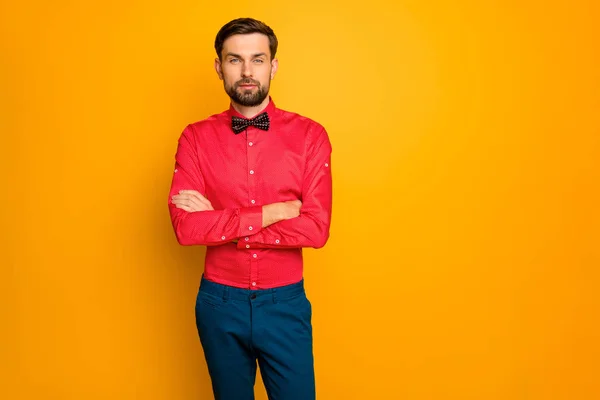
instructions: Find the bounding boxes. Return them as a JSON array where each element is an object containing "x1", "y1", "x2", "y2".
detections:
[{"x1": 237, "y1": 80, "x2": 259, "y2": 89}]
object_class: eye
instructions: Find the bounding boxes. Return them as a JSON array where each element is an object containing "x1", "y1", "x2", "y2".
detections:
[
  {"x1": 229, "y1": 58, "x2": 240, "y2": 64},
  {"x1": 254, "y1": 59, "x2": 264, "y2": 64}
]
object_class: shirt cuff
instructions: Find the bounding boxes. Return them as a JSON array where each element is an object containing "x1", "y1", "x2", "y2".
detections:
[{"x1": 238, "y1": 205, "x2": 263, "y2": 238}]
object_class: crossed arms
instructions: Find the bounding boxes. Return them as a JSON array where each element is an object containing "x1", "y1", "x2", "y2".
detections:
[{"x1": 167, "y1": 124, "x2": 332, "y2": 249}]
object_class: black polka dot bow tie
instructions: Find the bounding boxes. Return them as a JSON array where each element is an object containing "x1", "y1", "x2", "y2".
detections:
[{"x1": 231, "y1": 112, "x2": 270, "y2": 134}]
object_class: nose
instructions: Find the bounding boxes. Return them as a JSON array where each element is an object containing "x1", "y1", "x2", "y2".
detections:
[{"x1": 241, "y1": 61, "x2": 252, "y2": 78}]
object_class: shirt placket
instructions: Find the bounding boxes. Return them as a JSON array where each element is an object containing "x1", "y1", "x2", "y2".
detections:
[{"x1": 246, "y1": 127, "x2": 259, "y2": 289}]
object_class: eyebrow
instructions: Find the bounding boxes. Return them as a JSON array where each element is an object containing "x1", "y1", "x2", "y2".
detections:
[{"x1": 225, "y1": 52, "x2": 268, "y2": 59}]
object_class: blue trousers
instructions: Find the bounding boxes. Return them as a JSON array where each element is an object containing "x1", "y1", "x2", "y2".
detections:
[{"x1": 195, "y1": 275, "x2": 315, "y2": 400}]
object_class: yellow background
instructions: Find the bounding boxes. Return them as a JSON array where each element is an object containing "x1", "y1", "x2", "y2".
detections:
[{"x1": 2, "y1": 1, "x2": 599, "y2": 399}]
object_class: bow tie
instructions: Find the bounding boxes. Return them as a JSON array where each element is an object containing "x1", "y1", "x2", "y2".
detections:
[{"x1": 231, "y1": 112, "x2": 270, "y2": 134}]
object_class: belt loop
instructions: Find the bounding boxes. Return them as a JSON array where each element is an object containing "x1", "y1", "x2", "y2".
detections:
[
  {"x1": 272, "y1": 289, "x2": 278, "y2": 304},
  {"x1": 223, "y1": 286, "x2": 229, "y2": 303}
]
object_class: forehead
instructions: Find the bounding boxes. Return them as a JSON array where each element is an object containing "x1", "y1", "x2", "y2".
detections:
[{"x1": 222, "y1": 33, "x2": 271, "y2": 57}]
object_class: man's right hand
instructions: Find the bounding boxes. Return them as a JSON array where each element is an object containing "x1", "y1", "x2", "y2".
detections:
[
  {"x1": 281, "y1": 200, "x2": 302, "y2": 219},
  {"x1": 262, "y1": 200, "x2": 302, "y2": 228}
]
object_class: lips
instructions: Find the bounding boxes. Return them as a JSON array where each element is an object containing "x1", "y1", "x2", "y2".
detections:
[{"x1": 238, "y1": 80, "x2": 259, "y2": 89}]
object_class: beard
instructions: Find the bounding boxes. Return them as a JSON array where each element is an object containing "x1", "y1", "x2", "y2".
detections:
[{"x1": 225, "y1": 78, "x2": 270, "y2": 107}]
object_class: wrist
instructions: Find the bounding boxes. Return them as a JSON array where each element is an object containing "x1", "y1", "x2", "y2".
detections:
[{"x1": 262, "y1": 203, "x2": 284, "y2": 228}]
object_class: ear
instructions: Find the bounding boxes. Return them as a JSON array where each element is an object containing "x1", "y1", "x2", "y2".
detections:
[
  {"x1": 215, "y1": 58, "x2": 223, "y2": 80},
  {"x1": 270, "y1": 58, "x2": 279, "y2": 80}
]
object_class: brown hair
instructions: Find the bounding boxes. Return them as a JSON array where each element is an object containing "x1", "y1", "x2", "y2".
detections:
[{"x1": 214, "y1": 18, "x2": 278, "y2": 60}]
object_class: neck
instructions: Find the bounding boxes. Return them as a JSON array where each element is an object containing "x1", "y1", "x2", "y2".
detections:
[{"x1": 231, "y1": 96, "x2": 270, "y2": 118}]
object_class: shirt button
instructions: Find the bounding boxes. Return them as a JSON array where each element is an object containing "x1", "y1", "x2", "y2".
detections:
[
  {"x1": 174, "y1": 169, "x2": 178, "y2": 173},
  {"x1": 249, "y1": 142, "x2": 253, "y2": 146},
  {"x1": 252, "y1": 282, "x2": 256, "y2": 287},
  {"x1": 221, "y1": 236, "x2": 226, "y2": 240},
  {"x1": 246, "y1": 244, "x2": 250, "y2": 248},
  {"x1": 248, "y1": 226, "x2": 253, "y2": 231},
  {"x1": 249, "y1": 170, "x2": 254, "y2": 175},
  {"x1": 253, "y1": 254, "x2": 257, "y2": 258},
  {"x1": 275, "y1": 239, "x2": 280, "y2": 244},
  {"x1": 251, "y1": 199, "x2": 256, "y2": 204},
  {"x1": 245, "y1": 237, "x2": 249, "y2": 241},
  {"x1": 325, "y1": 163, "x2": 329, "y2": 167}
]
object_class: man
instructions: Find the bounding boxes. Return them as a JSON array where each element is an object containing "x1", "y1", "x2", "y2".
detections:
[{"x1": 167, "y1": 17, "x2": 332, "y2": 400}]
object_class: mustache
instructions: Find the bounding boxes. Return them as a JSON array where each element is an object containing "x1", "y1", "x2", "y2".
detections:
[{"x1": 235, "y1": 79, "x2": 260, "y2": 87}]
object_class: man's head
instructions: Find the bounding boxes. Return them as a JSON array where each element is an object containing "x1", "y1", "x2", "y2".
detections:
[{"x1": 214, "y1": 18, "x2": 279, "y2": 108}]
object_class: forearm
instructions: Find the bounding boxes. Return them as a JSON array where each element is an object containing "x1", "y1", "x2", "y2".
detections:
[
  {"x1": 170, "y1": 204, "x2": 262, "y2": 246},
  {"x1": 237, "y1": 208, "x2": 330, "y2": 250},
  {"x1": 241, "y1": 143, "x2": 332, "y2": 249},
  {"x1": 261, "y1": 202, "x2": 289, "y2": 228}
]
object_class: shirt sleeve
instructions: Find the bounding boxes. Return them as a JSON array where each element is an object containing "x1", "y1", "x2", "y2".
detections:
[
  {"x1": 168, "y1": 124, "x2": 263, "y2": 246},
  {"x1": 238, "y1": 125, "x2": 333, "y2": 250}
]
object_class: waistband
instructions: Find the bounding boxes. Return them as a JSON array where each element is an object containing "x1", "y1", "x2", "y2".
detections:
[{"x1": 199, "y1": 274, "x2": 305, "y2": 302}]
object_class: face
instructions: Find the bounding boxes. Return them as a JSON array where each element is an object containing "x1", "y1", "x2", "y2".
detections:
[{"x1": 215, "y1": 33, "x2": 278, "y2": 107}]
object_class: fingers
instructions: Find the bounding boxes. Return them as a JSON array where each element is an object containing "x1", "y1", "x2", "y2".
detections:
[
  {"x1": 171, "y1": 190, "x2": 214, "y2": 212},
  {"x1": 174, "y1": 203, "x2": 194, "y2": 212},
  {"x1": 185, "y1": 190, "x2": 214, "y2": 210},
  {"x1": 172, "y1": 197, "x2": 209, "y2": 211},
  {"x1": 171, "y1": 195, "x2": 196, "y2": 211},
  {"x1": 178, "y1": 190, "x2": 210, "y2": 205}
]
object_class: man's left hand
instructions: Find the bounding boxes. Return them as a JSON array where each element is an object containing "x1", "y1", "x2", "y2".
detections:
[{"x1": 171, "y1": 190, "x2": 214, "y2": 212}]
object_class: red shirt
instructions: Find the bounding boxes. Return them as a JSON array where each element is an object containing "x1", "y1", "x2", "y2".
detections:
[{"x1": 168, "y1": 98, "x2": 332, "y2": 289}]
